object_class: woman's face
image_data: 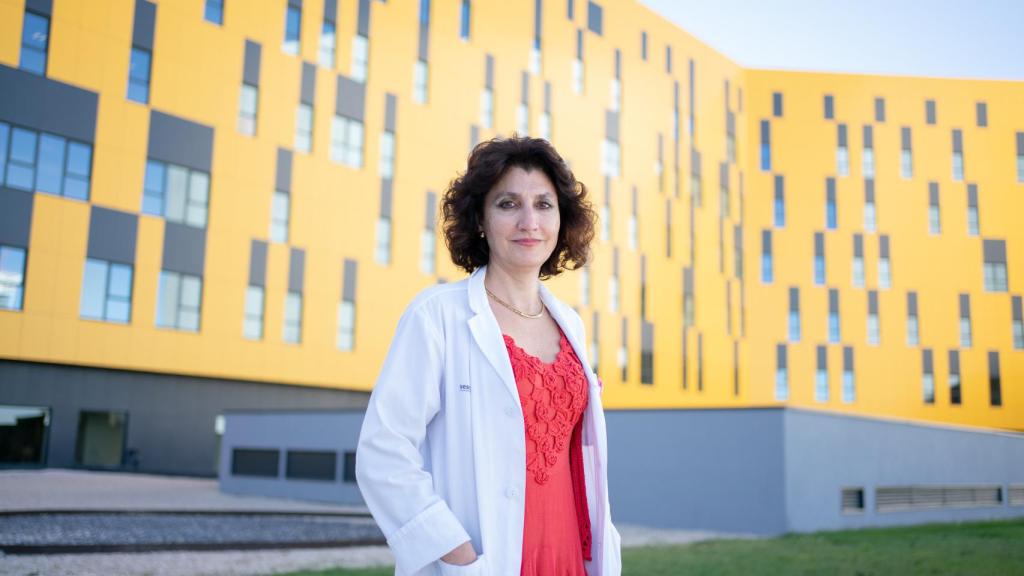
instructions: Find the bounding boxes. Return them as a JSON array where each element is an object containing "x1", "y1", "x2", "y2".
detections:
[{"x1": 480, "y1": 166, "x2": 561, "y2": 276}]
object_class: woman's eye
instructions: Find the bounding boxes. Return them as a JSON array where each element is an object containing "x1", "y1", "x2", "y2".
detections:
[
  {"x1": 498, "y1": 200, "x2": 516, "y2": 209},
  {"x1": 538, "y1": 201, "x2": 553, "y2": 209}
]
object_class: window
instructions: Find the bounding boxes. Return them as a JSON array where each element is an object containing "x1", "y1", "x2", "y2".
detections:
[
  {"x1": 952, "y1": 130, "x2": 964, "y2": 182},
  {"x1": 330, "y1": 115, "x2": 364, "y2": 167},
  {"x1": 690, "y1": 152, "x2": 701, "y2": 207},
  {"x1": 3, "y1": 124, "x2": 92, "y2": 200},
  {"x1": 351, "y1": 35, "x2": 369, "y2": 82},
  {"x1": 925, "y1": 99, "x2": 936, "y2": 125},
  {"x1": 375, "y1": 216, "x2": 391, "y2": 265},
  {"x1": 852, "y1": 234, "x2": 864, "y2": 288},
  {"x1": 976, "y1": 102, "x2": 988, "y2": 127},
  {"x1": 587, "y1": 1, "x2": 603, "y2": 34},
  {"x1": 864, "y1": 180, "x2": 876, "y2": 233},
  {"x1": 286, "y1": 450, "x2": 336, "y2": 481},
  {"x1": 0, "y1": 245, "x2": 27, "y2": 311},
  {"x1": 608, "y1": 275, "x2": 619, "y2": 313},
  {"x1": 814, "y1": 233, "x2": 825, "y2": 286},
  {"x1": 573, "y1": 30, "x2": 584, "y2": 94},
  {"x1": 826, "y1": 178, "x2": 837, "y2": 230},
  {"x1": 419, "y1": 228, "x2": 435, "y2": 274},
  {"x1": 900, "y1": 127, "x2": 913, "y2": 179},
  {"x1": 775, "y1": 344, "x2": 788, "y2": 401},
  {"x1": 1017, "y1": 133, "x2": 1024, "y2": 183},
  {"x1": 815, "y1": 346, "x2": 828, "y2": 403},
  {"x1": 269, "y1": 191, "x2": 289, "y2": 243},
  {"x1": 640, "y1": 31, "x2": 647, "y2": 61},
  {"x1": 878, "y1": 235, "x2": 891, "y2": 289},
  {"x1": 460, "y1": 0, "x2": 471, "y2": 40},
  {"x1": 480, "y1": 87, "x2": 493, "y2": 129},
  {"x1": 142, "y1": 160, "x2": 210, "y2": 228},
  {"x1": 205, "y1": 0, "x2": 224, "y2": 25},
  {"x1": 959, "y1": 294, "x2": 972, "y2": 348},
  {"x1": 773, "y1": 175, "x2": 785, "y2": 228},
  {"x1": 761, "y1": 230, "x2": 773, "y2": 283},
  {"x1": 949, "y1": 350, "x2": 961, "y2": 405},
  {"x1": 906, "y1": 292, "x2": 919, "y2": 347},
  {"x1": 982, "y1": 240, "x2": 1008, "y2": 292},
  {"x1": 243, "y1": 285, "x2": 264, "y2": 339},
  {"x1": 1013, "y1": 296, "x2": 1023, "y2": 349},
  {"x1": 379, "y1": 131, "x2": 395, "y2": 179},
  {"x1": 772, "y1": 92, "x2": 783, "y2": 117},
  {"x1": 238, "y1": 83, "x2": 258, "y2": 135},
  {"x1": 989, "y1": 352, "x2": 1002, "y2": 407},
  {"x1": 156, "y1": 270, "x2": 202, "y2": 331},
  {"x1": 80, "y1": 259, "x2": 132, "y2": 323},
  {"x1": 836, "y1": 124, "x2": 849, "y2": 177},
  {"x1": 283, "y1": 291, "x2": 302, "y2": 343},
  {"x1": 602, "y1": 140, "x2": 620, "y2": 178},
  {"x1": 842, "y1": 347, "x2": 855, "y2": 403},
  {"x1": 127, "y1": 47, "x2": 152, "y2": 104},
  {"x1": 683, "y1": 268, "x2": 694, "y2": 327},
  {"x1": 413, "y1": 60, "x2": 429, "y2": 104},
  {"x1": 517, "y1": 102, "x2": 529, "y2": 135},
  {"x1": 874, "y1": 97, "x2": 886, "y2": 123},
  {"x1": 336, "y1": 299, "x2": 355, "y2": 350},
  {"x1": 828, "y1": 289, "x2": 840, "y2": 344},
  {"x1": 665, "y1": 45, "x2": 672, "y2": 74},
  {"x1": 862, "y1": 125, "x2": 874, "y2": 178},
  {"x1": 600, "y1": 200, "x2": 609, "y2": 242},
  {"x1": 318, "y1": 20, "x2": 336, "y2": 68},
  {"x1": 294, "y1": 103, "x2": 313, "y2": 153},
  {"x1": 628, "y1": 192, "x2": 637, "y2": 251},
  {"x1": 760, "y1": 120, "x2": 771, "y2": 171},
  {"x1": 867, "y1": 291, "x2": 880, "y2": 346},
  {"x1": 928, "y1": 182, "x2": 941, "y2": 235},
  {"x1": 967, "y1": 184, "x2": 980, "y2": 236},
  {"x1": 20, "y1": 11, "x2": 49, "y2": 75},
  {"x1": 922, "y1": 349, "x2": 935, "y2": 404},
  {"x1": 539, "y1": 110, "x2": 551, "y2": 141},
  {"x1": 788, "y1": 287, "x2": 800, "y2": 342},
  {"x1": 823, "y1": 94, "x2": 834, "y2": 120},
  {"x1": 283, "y1": 2, "x2": 301, "y2": 55}
]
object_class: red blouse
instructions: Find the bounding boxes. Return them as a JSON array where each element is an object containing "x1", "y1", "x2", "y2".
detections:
[{"x1": 503, "y1": 331, "x2": 592, "y2": 576}]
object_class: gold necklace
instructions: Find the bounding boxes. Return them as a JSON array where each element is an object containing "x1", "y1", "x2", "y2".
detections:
[{"x1": 486, "y1": 287, "x2": 546, "y2": 319}]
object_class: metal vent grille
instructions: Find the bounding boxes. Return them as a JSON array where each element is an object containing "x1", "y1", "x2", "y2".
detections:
[
  {"x1": 1010, "y1": 485, "x2": 1024, "y2": 506},
  {"x1": 876, "y1": 486, "x2": 1002, "y2": 513},
  {"x1": 841, "y1": 488, "x2": 865, "y2": 514}
]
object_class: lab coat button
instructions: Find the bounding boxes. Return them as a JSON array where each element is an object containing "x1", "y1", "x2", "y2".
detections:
[{"x1": 506, "y1": 487, "x2": 519, "y2": 499}]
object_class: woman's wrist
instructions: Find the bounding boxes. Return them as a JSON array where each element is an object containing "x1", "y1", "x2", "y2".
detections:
[{"x1": 441, "y1": 541, "x2": 477, "y2": 565}]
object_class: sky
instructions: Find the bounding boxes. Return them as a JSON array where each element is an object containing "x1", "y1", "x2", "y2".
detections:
[{"x1": 637, "y1": 0, "x2": 1024, "y2": 81}]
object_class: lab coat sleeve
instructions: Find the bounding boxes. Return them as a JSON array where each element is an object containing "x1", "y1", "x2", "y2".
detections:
[{"x1": 356, "y1": 301, "x2": 470, "y2": 575}]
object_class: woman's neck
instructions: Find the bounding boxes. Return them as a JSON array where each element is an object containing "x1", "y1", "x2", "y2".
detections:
[{"x1": 484, "y1": 263, "x2": 542, "y2": 311}]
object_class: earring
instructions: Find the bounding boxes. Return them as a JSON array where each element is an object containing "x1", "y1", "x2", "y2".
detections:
[{"x1": 479, "y1": 230, "x2": 485, "y2": 238}]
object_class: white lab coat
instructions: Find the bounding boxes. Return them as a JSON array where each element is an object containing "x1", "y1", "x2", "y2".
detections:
[{"x1": 357, "y1": 266, "x2": 621, "y2": 576}]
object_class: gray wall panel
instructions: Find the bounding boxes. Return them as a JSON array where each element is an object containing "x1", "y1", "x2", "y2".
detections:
[
  {"x1": 289, "y1": 248, "x2": 305, "y2": 293},
  {"x1": 300, "y1": 62, "x2": 316, "y2": 105},
  {"x1": 249, "y1": 240, "x2": 267, "y2": 287},
  {"x1": 0, "y1": 187, "x2": 34, "y2": 248},
  {"x1": 0, "y1": 64, "x2": 98, "y2": 142},
  {"x1": 243, "y1": 40, "x2": 262, "y2": 86},
  {"x1": 87, "y1": 206, "x2": 138, "y2": 265},
  {"x1": 162, "y1": 222, "x2": 206, "y2": 277},
  {"x1": 148, "y1": 110, "x2": 214, "y2": 173},
  {"x1": 276, "y1": 148, "x2": 293, "y2": 193},
  {"x1": 335, "y1": 75, "x2": 366, "y2": 121},
  {"x1": 133, "y1": 0, "x2": 157, "y2": 51}
]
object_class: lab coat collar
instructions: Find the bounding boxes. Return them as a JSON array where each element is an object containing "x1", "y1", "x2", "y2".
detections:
[{"x1": 467, "y1": 266, "x2": 522, "y2": 407}]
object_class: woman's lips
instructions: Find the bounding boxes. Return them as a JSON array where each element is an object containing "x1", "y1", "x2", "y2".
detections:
[{"x1": 513, "y1": 239, "x2": 541, "y2": 246}]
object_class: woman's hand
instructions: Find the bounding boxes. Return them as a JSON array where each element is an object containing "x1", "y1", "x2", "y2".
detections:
[{"x1": 441, "y1": 541, "x2": 477, "y2": 565}]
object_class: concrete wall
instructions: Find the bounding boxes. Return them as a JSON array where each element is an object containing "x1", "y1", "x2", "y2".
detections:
[
  {"x1": 219, "y1": 410, "x2": 365, "y2": 506},
  {"x1": 0, "y1": 360, "x2": 369, "y2": 476}
]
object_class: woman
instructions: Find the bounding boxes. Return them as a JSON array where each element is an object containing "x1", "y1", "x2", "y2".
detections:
[{"x1": 357, "y1": 136, "x2": 621, "y2": 576}]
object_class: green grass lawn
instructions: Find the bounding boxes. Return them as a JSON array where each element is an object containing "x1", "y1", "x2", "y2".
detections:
[{"x1": 279, "y1": 518, "x2": 1024, "y2": 576}]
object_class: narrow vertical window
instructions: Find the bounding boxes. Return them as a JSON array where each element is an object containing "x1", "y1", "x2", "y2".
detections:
[
  {"x1": 862, "y1": 125, "x2": 874, "y2": 179},
  {"x1": 330, "y1": 115, "x2": 364, "y2": 168},
  {"x1": 1016, "y1": 133, "x2": 1024, "y2": 183},
  {"x1": 823, "y1": 94, "x2": 834, "y2": 120},
  {"x1": 270, "y1": 190, "x2": 290, "y2": 242},
  {"x1": 836, "y1": 124, "x2": 849, "y2": 177},
  {"x1": 683, "y1": 267, "x2": 694, "y2": 328},
  {"x1": 966, "y1": 184, "x2": 980, "y2": 236},
  {"x1": 640, "y1": 322, "x2": 653, "y2": 385},
  {"x1": 518, "y1": 72, "x2": 530, "y2": 135},
  {"x1": 567, "y1": 0, "x2": 575, "y2": 19},
  {"x1": 773, "y1": 175, "x2": 785, "y2": 228},
  {"x1": 600, "y1": 177, "x2": 610, "y2": 242},
  {"x1": 948, "y1": 350, "x2": 961, "y2": 405},
  {"x1": 0, "y1": 245, "x2": 27, "y2": 311},
  {"x1": 842, "y1": 346, "x2": 855, "y2": 403},
  {"x1": 775, "y1": 344, "x2": 788, "y2": 401},
  {"x1": 539, "y1": 82, "x2": 552, "y2": 141},
  {"x1": 726, "y1": 110, "x2": 736, "y2": 164},
  {"x1": 760, "y1": 120, "x2": 771, "y2": 171},
  {"x1": 205, "y1": 0, "x2": 224, "y2": 25},
  {"x1": 351, "y1": 34, "x2": 369, "y2": 82},
  {"x1": 874, "y1": 97, "x2": 886, "y2": 123},
  {"x1": 922, "y1": 349, "x2": 935, "y2": 404},
  {"x1": 863, "y1": 180, "x2": 876, "y2": 232},
  {"x1": 952, "y1": 129, "x2": 964, "y2": 182},
  {"x1": 925, "y1": 99, "x2": 936, "y2": 125},
  {"x1": 609, "y1": 49, "x2": 621, "y2": 112},
  {"x1": 665, "y1": 45, "x2": 672, "y2": 74},
  {"x1": 959, "y1": 294, "x2": 972, "y2": 348},
  {"x1": 239, "y1": 83, "x2": 259, "y2": 136},
  {"x1": 618, "y1": 318, "x2": 628, "y2": 383},
  {"x1": 20, "y1": 10, "x2": 50, "y2": 76},
  {"x1": 283, "y1": 291, "x2": 302, "y2": 343},
  {"x1": 826, "y1": 177, "x2": 837, "y2": 230},
  {"x1": 828, "y1": 288, "x2": 840, "y2": 344},
  {"x1": 928, "y1": 182, "x2": 941, "y2": 234},
  {"x1": 127, "y1": 47, "x2": 152, "y2": 104},
  {"x1": 878, "y1": 235, "x2": 891, "y2": 289},
  {"x1": 609, "y1": 248, "x2": 619, "y2": 313},
  {"x1": 413, "y1": 60, "x2": 429, "y2": 104},
  {"x1": 788, "y1": 287, "x2": 801, "y2": 343},
  {"x1": 295, "y1": 103, "x2": 313, "y2": 153},
  {"x1": 573, "y1": 29, "x2": 584, "y2": 94},
  {"x1": 906, "y1": 292, "x2": 919, "y2": 347},
  {"x1": 867, "y1": 290, "x2": 880, "y2": 346},
  {"x1": 379, "y1": 131, "x2": 395, "y2": 179},
  {"x1": 156, "y1": 271, "x2": 202, "y2": 332},
  {"x1": 420, "y1": 191, "x2": 437, "y2": 274},
  {"x1": 813, "y1": 232, "x2": 825, "y2": 286},
  {"x1": 459, "y1": 0, "x2": 471, "y2": 40},
  {"x1": 815, "y1": 345, "x2": 828, "y2": 403},
  {"x1": 243, "y1": 285, "x2": 264, "y2": 339},
  {"x1": 586, "y1": 1, "x2": 602, "y2": 34},
  {"x1": 772, "y1": 92, "x2": 783, "y2": 117},
  {"x1": 1013, "y1": 296, "x2": 1024, "y2": 349},
  {"x1": 852, "y1": 234, "x2": 864, "y2": 288},
  {"x1": 530, "y1": 0, "x2": 542, "y2": 75},
  {"x1": 481, "y1": 55, "x2": 494, "y2": 128},
  {"x1": 590, "y1": 311, "x2": 600, "y2": 375},
  {"x1": 976, "y1": 102, "x2": 987, "y2": 128},
  {"x1": 901, "y1": 127, "x2": 913, "y2": 179},
  {"x1": 318, "y1": 1, "x2": 337, "y2": 68},
  {"x1": 628, "y1": 187, "x2": 638, "y2": 250},
  {"x1": 761, "y1": 230, "x2": 773, "y2": 283},
  {"x1": 988, "y1": 351, "x2": 1001, "y2": 407},
  {"x1": 375, "y1": 181, "x2": 392, "y2": 265},
  {"x1": 690, "y1": 150, "x2": 701, "y2": 207},
  {"x1": 414, "y1": 0, "x2": 431, "y2": 105},
  {"x1": 283, "y1": 0, "x2": 302, "y2": 55},
  {"x1": 337, "y1": 260, "x2": 357, "y2": 351},
  {"x1": 640, "y1": 30, "x2": 648, "y2": 61}
]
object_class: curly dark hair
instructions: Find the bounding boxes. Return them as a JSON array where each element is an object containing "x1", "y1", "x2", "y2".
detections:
[{"x1": 442, "y1": 136, "x2": 595, "y2": 279}]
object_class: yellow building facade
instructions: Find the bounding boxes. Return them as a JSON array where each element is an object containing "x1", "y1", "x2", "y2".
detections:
[{"x1": 0, "y1": 0, "x2": 1021, "y2": 476}]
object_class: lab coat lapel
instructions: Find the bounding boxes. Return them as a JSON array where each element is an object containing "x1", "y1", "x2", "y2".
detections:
[
  {"x1": 540, "y1": 283, "x2": 600, "y2": 391},
  {"x1": 466, "y1": 266, "x2": 522, "y2": 407}
]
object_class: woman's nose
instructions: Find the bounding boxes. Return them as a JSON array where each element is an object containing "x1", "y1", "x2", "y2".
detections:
[{"x1": 518, "y1": 207, "x2": 539, "y2": 230}]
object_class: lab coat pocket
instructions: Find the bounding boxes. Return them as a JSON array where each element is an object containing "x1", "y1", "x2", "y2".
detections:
[{"x1": 438, "y1": 554, "x2": 486, "y2": 575}]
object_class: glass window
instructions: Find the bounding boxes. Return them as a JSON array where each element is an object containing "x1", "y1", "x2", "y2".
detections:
[
  {"x1": 0, "y1": 246, "x2": 27, "y2": 311},
  {"x1": 929, "y1": 205, "x2": 941, "y2": 234},
  {"x1": 243, "y1": 285, "x2": 264, "y2": 340},
  {"x1": 295, "y1": 103, "x2": 313, "y2": 153},
  {"x1": 580, "y1": 267, "x2": 590, "y2": 306},
  {"x1": 420, "y1": 229, "x2": 436, "y2": 274},
  {"x1": 480, "y1": 88, "x2": 493, "y2": 129},
  {"x1": 814, "y1": 256, "x2": 825, "y2": 286},
  {"x1": 336, "y1": 299, "x2": 355, "y2": 351},
  {"x1": 238, "y1": 84, "x2": 258, "y2": 136},
  {"x1": 864, "y1": 201, "x2": 875, "y2": 232},
  {"x1": 64, "y1": 142, "x2": 91, "y2": 200},
  {"x1": 952, "y1": 152, "x2": 964, "y2": 182},
  {"x1": 80, "y1": 258, "x2": 132, "y2": 323},
  {"x1": 539, "y1": 112, "x2": 551, "y2": 140},
  {"x1": 318, "y1": 20, "x2": 336, "y2": 68},
  {"x1": 967, "y1": 206, "x2": 979, "y2": 236},
  {"x1": 460, "y1": 0, "x2": 471, "y2": 40},
  {"x1": 867, "y1": 314, "x2": 880, "y2": 346},
  {"x1": 36, "y1": 133, "x2": 65, "y2": 196},
  {"x1": 1012, "y1": 297, "x2": 1023, "y2": 349},
  {"x1": 983, "y1": 262, "x2": 1008, "y2": 292},
  {"x1": 7, "y1": 127, "x2": 37, "y2": 191},
  {"x1": 165, "y1": 165, "x2": 189, "y2": 223},
  {"x1": 762, "y1": 253, "x2": 773, "y2": 283},
  {"x1": 75, "y1": 410, "x2": 126, "y2": 467},
  {"x1": 20, "y1": 11, "x2": 49, "y2": 76},
  {"x1": 157, "y1": 270, "x2": 201, "y2": 331},
  {"x1": 270, "y1": 191, "x2": 289, "y2": 243},
  {"x1": 826, "y1": 198, "x2": 837, "y2": 230},
  {"x1": 773, "y1": 193, "x2": 784, "y2": 227},
  {"x1": 608, "y1": 276, "x2": 619, "y2": 313},
  {"x1": 600, "y1": 203, "x2": 609, "y2": 242},
  {"x1": 517, "y1": 103, "x2": 529, "y2": 136},
  {"x1": 0, "y1": 405, "x2": 50, "y2": 464},
  {"x1": 842, "y1": 371, "x2": 855, "y2": 403},
  {"x1": 283, "y1": 4, "x2": 301, "y2": 55},
  {"x1": 907, "y1": 315, "x2": 919, "y2": 346},
  {"x1": 960, "y1": 316, "x2": 972, "y2": 348},
  {"x1": 573, "y1": 59, "x2": 584, "y2": 95},
  {"x1": 283, "y1": 291, "x2": 302, "y2": 343},
  {"x1": 142, "y1": 160, "x2": 165, "y2": 215},
  {"x1": 829, "y1": 313, "x2": 840, "y2": 344},
  {"x1": 205, "y1": 0, "x2": 224, "y2": 25},
  {"x1": 0, "y1": 122, "x2": 8, "y2": 182},
  {"x1": 901, "y1": 150, "x2": 912, "y2": 179},
  {"x1": 760, "y1": 121, "x2": 771, "y2": 171},
  {"x1": 351, "y1": 35, "x2": 368, "y2": 82},
  {"x1": 379, "y1": 131, "x2": 395, "y2": 179},
  {"x1": 852, "y1": 258, "x2": 864, "y2": 288},
  {"x1": 127, "y1": 47, "x2": 151, "y2": 104},
  {"x1": 375, "y1": 217, "x2": 391, "y2": 265},
  {"x1": 863, "y1": 148, "x2": 875, "y2": 179},
  {"x1": 815, "y1": 368, "x2": 828, "y2": 402},
  {"x1": 529, "y1": 44, "x2": 541, "y2": 76},
  {"x1": 879, "y1": 259, "x2": 891, "y2": 289},
  {"x1": 330, "y1": 115, "x2": 364, "y2": 168},
  {"x1": 187, "y1": 171, "x2": 209, "y2": 228},
  {"x1": 837, "y1": 147, "x2": 849, "y2": 177},
  {"x1": 788, "y1": 311, "x2": 800, "y2": 342},
  {"x1": 922, "y1": 373, "x2": 935, "y2": 404},
  {"x1": 413, "y1": 60, "x2": 428, "y2": 104}
]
